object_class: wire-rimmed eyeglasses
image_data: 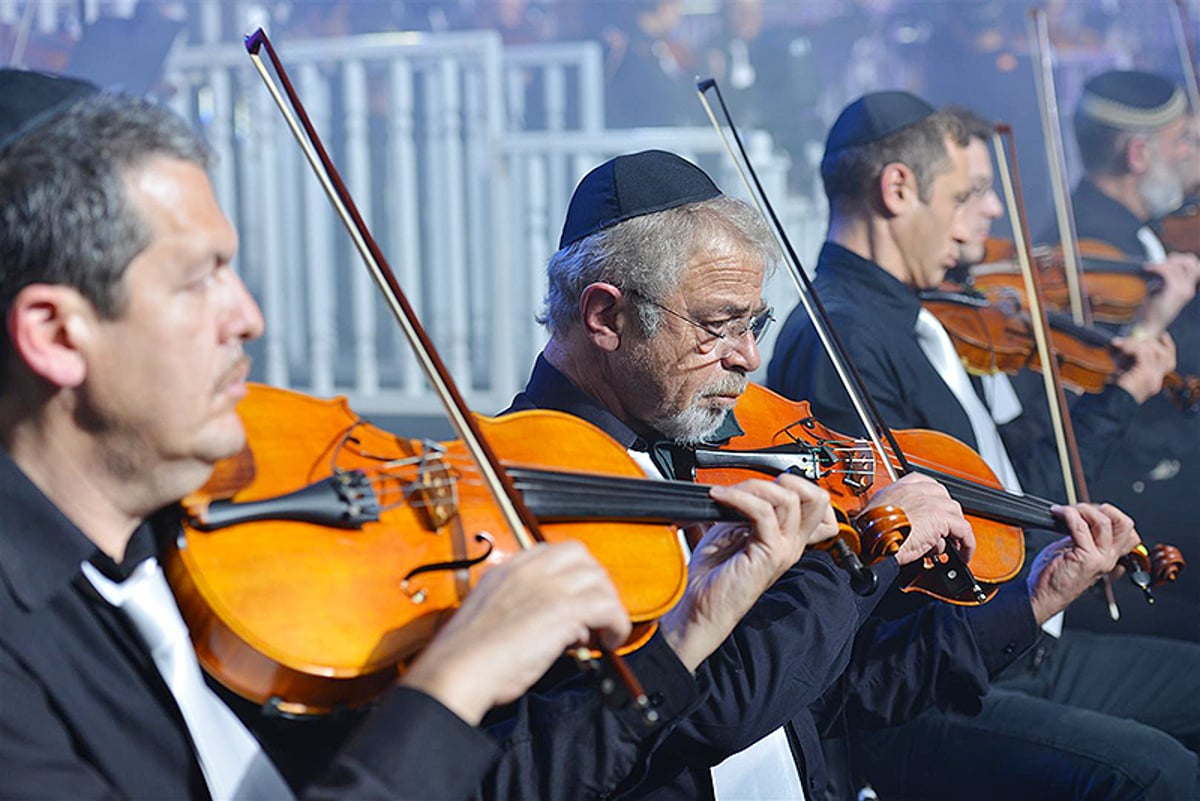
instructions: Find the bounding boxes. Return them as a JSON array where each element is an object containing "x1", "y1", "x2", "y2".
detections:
[{"x1": 628, "y1": 290, "x2": 774, "y2": 355}]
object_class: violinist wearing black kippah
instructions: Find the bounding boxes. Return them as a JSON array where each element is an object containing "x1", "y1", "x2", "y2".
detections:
[
  {"x1": 768, "y1": 89, "x2": 1200, "y2": 801},
  {"x1": 0, "y1": 72, "x2": 830, "y2": 801},
  {"x1": 499, "y1": 146, "x2": 1165, "y2": 801}
]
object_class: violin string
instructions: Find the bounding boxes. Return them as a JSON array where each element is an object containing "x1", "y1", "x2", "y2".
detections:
[
  {"x1": 806, "y1": 435, "x2": 1062, "y2": 526},
  {"x1": 815, "y1": 462, "x2": 1058, "y2": 529},
  {"x1": 365, "y1": 462, "x2": 728, "y2": 519},
  {"x1": 371, "y1": 480, "x2": 716, "y2": 519},
  {"x1": 516, "y1": 452, "x2": 1054, "y2": 527},
  {"x1": 335, "y1": 421, "x2": 1059, "y2": 531},
  {"x1": 369, "y1": 442, "x2": 1054, "y2": 526}
]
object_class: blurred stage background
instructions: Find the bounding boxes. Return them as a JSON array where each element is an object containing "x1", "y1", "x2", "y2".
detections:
[{"x1": 3, "y1": 0, "x2": 1195, "y2": 437}]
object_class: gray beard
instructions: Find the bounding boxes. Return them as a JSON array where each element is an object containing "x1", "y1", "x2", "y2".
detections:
[
  {"x1": 651, "y1": 403, "x2": 729, "y2": 446},
  {"x1": 649, "y1": 373, "x2": 748, "y2": 446},
  {"x1": 1139, "y1": 156, "x2": 1185, "y2": 219}
]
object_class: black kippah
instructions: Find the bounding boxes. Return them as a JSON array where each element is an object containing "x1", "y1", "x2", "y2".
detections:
[
  {"x1": 0, "y1": 69, "x2": 99, "y2": 150},
  {"x1": 824, "y1": 90, "x2": 936, "y2": 158},
  {"x1": 1078, "y1": 70, "x2": 1186, "y2": 130},
  {"x1": 558, "y1": 149, "x2": 722, "y2": 249}
]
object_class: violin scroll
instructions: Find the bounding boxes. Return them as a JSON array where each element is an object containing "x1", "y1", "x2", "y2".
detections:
[
  {"x1": 853, "y1": 504, "x2": 909, "y2": 563},
  {"x1": 1162, "y1": 372, "x2": 1200, "y2": 416},
  {"x1": 818, "y1": 504, "x2": 911, "y2": 596},
  {"x1": 1147, "y1": 543, "x2": 1186, "y2": 587},
  {"x1": 1117, "y1": 543, "x2": 1187, "y2": 604}
]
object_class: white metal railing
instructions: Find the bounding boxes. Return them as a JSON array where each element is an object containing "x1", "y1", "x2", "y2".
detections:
[
  {"x1": 163, "y1": 31, "x2": 820, "y2": 418},
  {"x1": 168, "y1": 30, "x2": 512, "y2": 413}
]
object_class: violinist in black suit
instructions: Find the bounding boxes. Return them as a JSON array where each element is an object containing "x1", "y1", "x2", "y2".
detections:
[
  {"x1": 504, "y1": 147, "x2": 1144, "y2": 800},
  {"x1": 768, "y1": 89, "x2": 1200, "y2": 801},
  {"x1": 0, "y1": 72, "x2": 826, "y2": 801}
]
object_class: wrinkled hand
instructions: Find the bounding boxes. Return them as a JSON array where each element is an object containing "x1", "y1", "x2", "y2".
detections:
[
  {"x1": 401, "y1": 542, "x2": 631, "y2": 725},
  {"x1": 866, "y1": 473, "x2": 976, "y2": 566},
  {"x1": 1137, "y1": 252, "x2": 1200, "y2": 336},
  {"x1": 1027, "y1": 503, "x2": 1141, "y2": 625},
  {"x1": 660, "y1": 474, "x2": 836, "y2": 672},
  {"x1": 1114, "y1": 332, "x2": 1176, "y2": 403}
]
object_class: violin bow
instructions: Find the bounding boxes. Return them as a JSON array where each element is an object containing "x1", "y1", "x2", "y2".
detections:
[
  {"x1": 1028, "y1": 8, "x2": 1091, "y2": 328},
  {"x1": 243, "y1": 29, "x2": 656, "y2": 719},
  {"x1": 696, "y1": 77, "x2": 988, "y2": 603},
  {"x1": 1029, "y1": 9, "x2": 1177, "y2": 614},
  {"x1": 1027, "y1": 8, "x2": 1117, "y2": 616},
  {"x1": 995, "y1": 123, "x2": 1159, "y2": 614},
  {"x1": 1169, "y1": 0, "x2": 1200, "y2": 137},
  {"x1": 992, "y1": 127, "x2": 1084, "y2": 508},
  {"x1": 695, "y1": 79, "x2": 907, "y2": 481},
  {"x1": 1001, "y1": 123, "x2": 1165, "y2": 620}
]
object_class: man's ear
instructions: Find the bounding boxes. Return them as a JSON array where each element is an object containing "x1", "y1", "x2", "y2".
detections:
[
  {"x1": 878, "y1": 161, "x2": 917, "y2": 217},
  {"x1": 7, "y1": 284, "x2": 94, "y2": 388},
  {"x1": 579, "y1": 282, "x2": 627, "y2": 353},
  {"x1": 1125, "y1": 134, "x2": 1150, "y2": 176}
]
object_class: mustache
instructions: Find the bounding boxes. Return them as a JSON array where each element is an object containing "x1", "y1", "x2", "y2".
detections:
[{"x1": 700, "y1": 372, "x2": 749, "y2": 399}]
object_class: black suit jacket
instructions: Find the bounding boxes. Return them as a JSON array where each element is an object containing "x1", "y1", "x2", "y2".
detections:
[
  {"x1": 0, "y1": 446, "x2": 704, "y2": 801},
  {"x1": 0, "y1": 449, "x2": 504, "y2": 801},
  {"x1": 767, "y1": 243, "x2": 1137, "y2": 500},
  {"x1": 504, "y1": 355, "x2": 1038, "y2": 799}
]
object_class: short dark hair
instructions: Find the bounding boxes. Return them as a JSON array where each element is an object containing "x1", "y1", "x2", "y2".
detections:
[
  {"x1": 820, "y1": 109, "x2": 968, "y2": 212},
  {"x1": 944, "y1": 105, "x2": 992, "y2": 143},
  {"x1": 0, "y1": 93, "x2": 210, "y2": 385}
]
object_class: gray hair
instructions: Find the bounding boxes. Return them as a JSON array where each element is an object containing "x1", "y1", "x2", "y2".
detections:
[
  {"x1": 539, "y1": 194, "x2": 777, "y2": 337},
  {"x1": 0, "y1": 93, "x2": 211, "y2": 375}
]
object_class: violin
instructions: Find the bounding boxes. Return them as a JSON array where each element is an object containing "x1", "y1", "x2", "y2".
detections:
[
  {"x1": 693, "y1": 384, "x2": 1026, "y2": 605},
  {"x1": 920, "y1": 286, "x2": 1200, "y2": 415},
  {"x1": 967, "y1": 237, "x2": 1162, "y2": 325},
  {"x1": 226, "y1": 29, "x2": 676, "y2": 717},
  {"x1": 168, "y1": 383, "x2": 901, "y2": 715},
  {"x1": 195, "y1": 32, "x2": 912, "y2": 719},
  {"x1": 1155, "y1": 199, "x2": 1200, "y2": 257},
  {"x1": 692, "y1": 384, "x2": 1184, "y2": 604},
  {"x1": 1156, "y1": 0, "x2": 1200, "y2": 258},
  {"x1": 694, "y1": 79, "x2": 1025, "y2": 607}
]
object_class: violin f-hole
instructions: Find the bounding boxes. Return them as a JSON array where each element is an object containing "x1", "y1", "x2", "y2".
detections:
[{"x1": 400, "y1": 532, "x2": 495, "y2": 604}]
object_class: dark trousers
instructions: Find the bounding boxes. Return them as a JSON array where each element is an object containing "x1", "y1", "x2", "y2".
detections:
[{"x1": 849, "y1": 630, "x2": 1200, "y2": 801}]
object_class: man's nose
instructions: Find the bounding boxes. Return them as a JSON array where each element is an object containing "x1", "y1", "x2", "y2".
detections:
[
  {"x1": 951, "y1": 208, "x2": 971, "y2": 243},
  {"x1": 721, "y1": 330, "x2": 761, "y2": 372},
  {"x1": 222, "y1": 270, "x2": 265, "y2": 342},
  {"x1": 983, "y1": 188, "x2": 1004, "y2": 220}
]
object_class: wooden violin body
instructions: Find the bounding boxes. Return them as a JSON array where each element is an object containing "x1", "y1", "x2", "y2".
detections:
[
  {"x1": 969, "y1": 237, "x2": 1159, "y2": 325},
  {"x1": 921, "y1": 288, "x2": 1200, "y2": 415},
  {"x1": 168, "y1": 384, "x2": 690, "y2": 715},
  {"x1": 694, "y1": 384, "x2": 1028, "y2": 605},
  {"x1": 922, "y1": 289, "x2": 1117, "y2": 394},
  {"x1": 1156, "y1": 200, "x2": 1200, "y2": 256}
]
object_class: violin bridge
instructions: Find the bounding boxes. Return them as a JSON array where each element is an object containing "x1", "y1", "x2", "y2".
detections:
[
  {"x1": 842, "y1": 443, "x2": 876, "y2": 494},
  {"x1": 412, "y1": 443, "x2": 458, "y2": 529},
  {"x1": 780, "y1": 418, "x2": 877, "y2": 496}
]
